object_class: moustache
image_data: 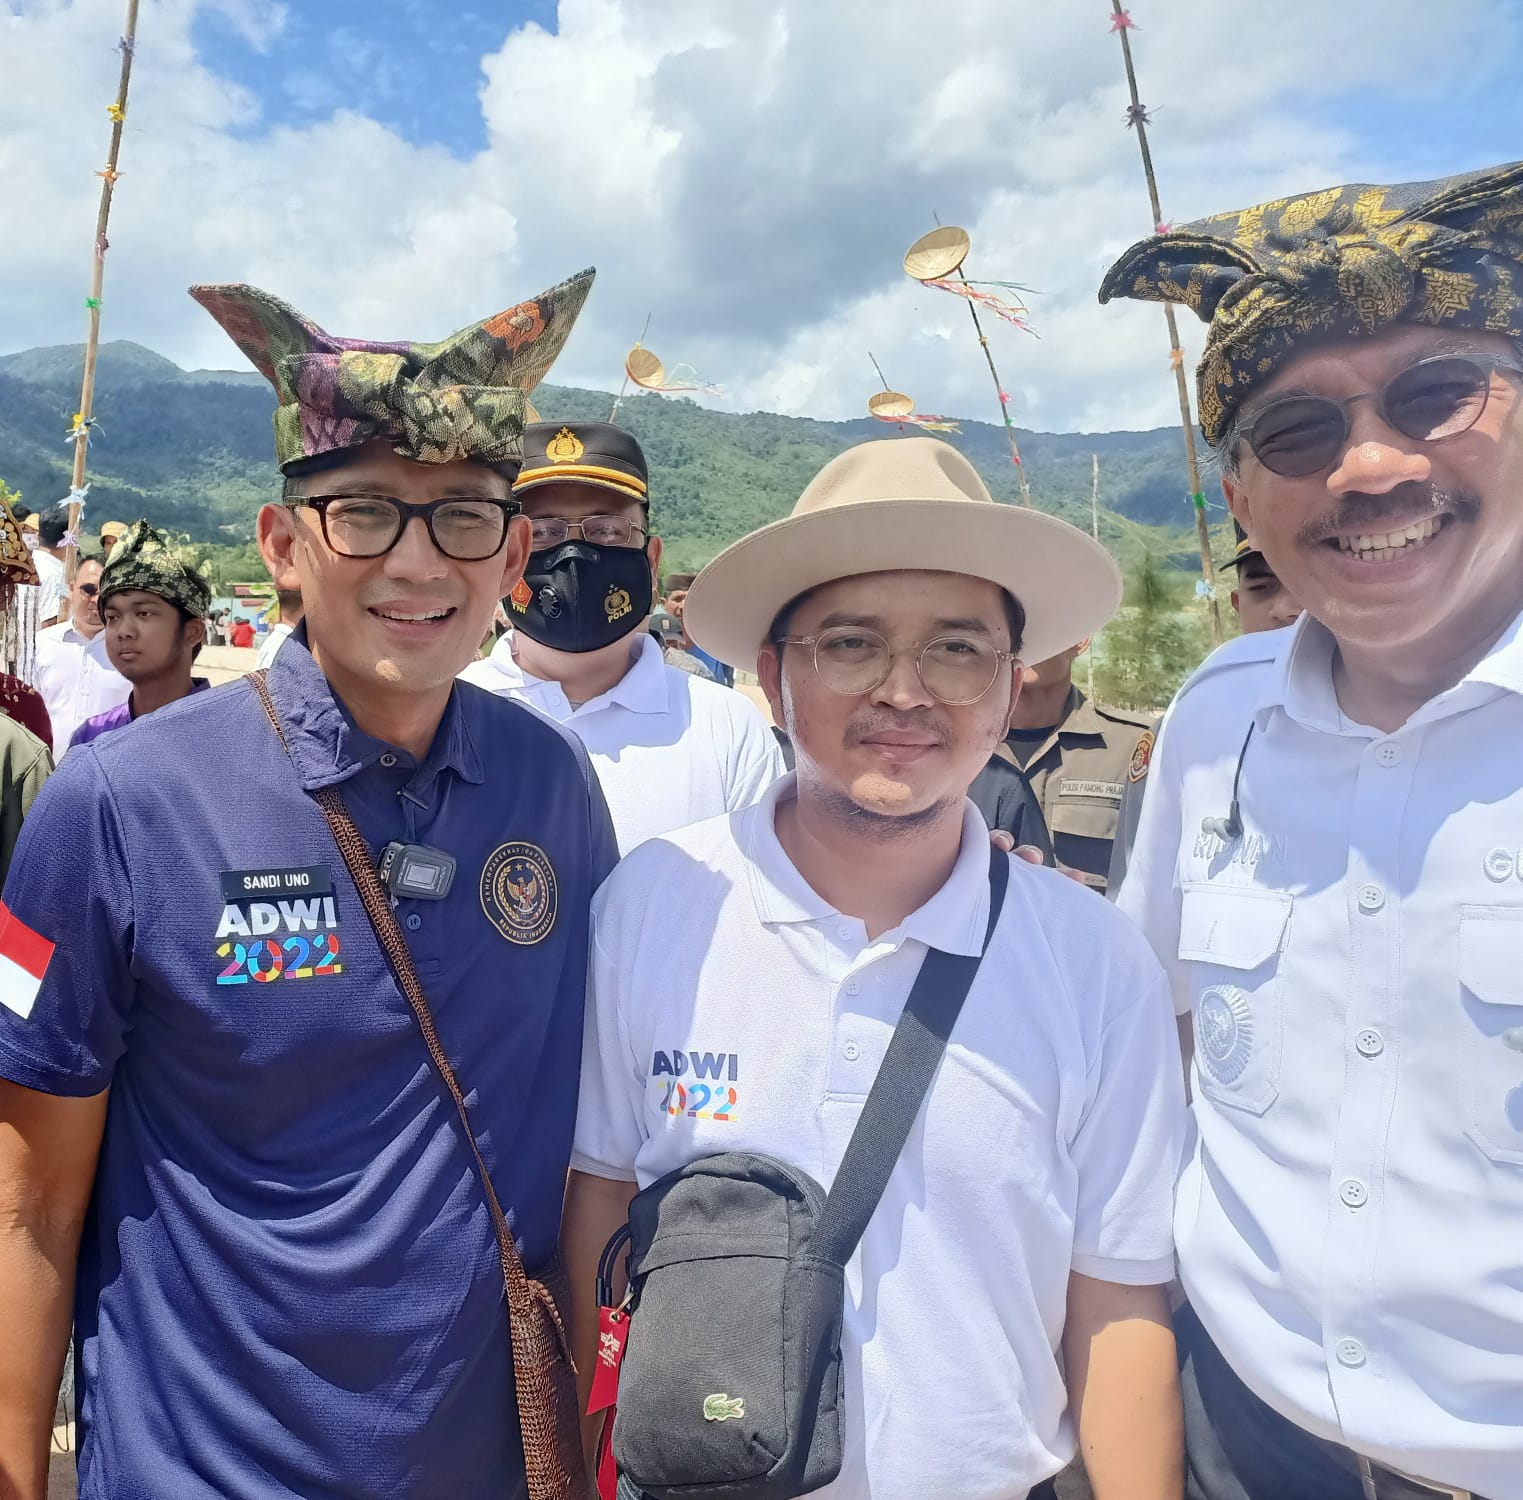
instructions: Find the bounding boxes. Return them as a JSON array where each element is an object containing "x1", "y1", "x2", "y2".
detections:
[
  {"x1": 845, "y1": 710, "x2": 952, "y2": 748},
  {"x1": 1297, "y1": 483, "x2": 1479, "y2": 547}
]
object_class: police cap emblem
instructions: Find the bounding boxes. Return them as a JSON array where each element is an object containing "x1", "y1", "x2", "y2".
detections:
[{"x1": 481, "y1": 842, "x2": 558, "y2": 945}]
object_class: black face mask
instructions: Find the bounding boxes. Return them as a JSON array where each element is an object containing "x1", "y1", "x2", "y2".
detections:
[{"x1": 509, "y1": 540, "x2": 654, "y2": 654}]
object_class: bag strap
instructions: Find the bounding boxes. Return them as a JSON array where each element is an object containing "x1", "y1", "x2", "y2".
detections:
[
  {"x1": 248, "y1": 671, "x2": 575, "y2": 1489},
  {"x1": 813, "y1": 845, "x2": 1009, "y2": 1265}
]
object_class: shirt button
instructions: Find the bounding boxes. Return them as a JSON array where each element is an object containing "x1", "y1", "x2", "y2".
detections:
[
  {"x1": 844, "y1": 980, "x2": 861, "y2": 996},
  {"x1": 1356, "y1": 1029, "x2": 1384, "y2": 1058},
  {"x1": 1374, "y1": 742, "x2": 1402, "y2": 767},
  {"x1": 1335, "y1": 1338, "x2": 1366, "y2": 1368},
  {"x1": 843, "y1": 1042, "x2": 860, "y2": 1061},
  {"x1": 379, "y1": 753, "x2": 398, "y2": 768},
  {"x1": 1357, "y1": 884, "x2": 1385, "y2": 914},
  {"x1": 836, "y1": 925, "x2": 853, "y2": 940},
  {"x1": 405, "y1": 912, "x2": 422, "y2": 932},
  {"x1": 1338, "y1": 1178, "x2": 1368, "y2": 1209}
]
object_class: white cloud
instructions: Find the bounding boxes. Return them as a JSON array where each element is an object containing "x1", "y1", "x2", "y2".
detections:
[{"x1": 1, "y1": 0, "x2": 1515, "y2": 443}]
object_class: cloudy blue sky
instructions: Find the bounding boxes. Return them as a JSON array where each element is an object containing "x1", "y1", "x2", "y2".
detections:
[{"x1": 4, "y1": 0, "x2": 1522, "y2": 433}]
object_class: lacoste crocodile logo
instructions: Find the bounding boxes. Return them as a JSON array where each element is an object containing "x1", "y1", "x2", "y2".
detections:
[{"x1": 703, "y1": 1394, "x2": 745, "y2": 1422}]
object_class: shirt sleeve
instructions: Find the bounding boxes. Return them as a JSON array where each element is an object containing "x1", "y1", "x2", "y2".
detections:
[
  {"x1": 1069, "y1": 968, "x2": 1186, "y2": 1286},
  {"x1": 1113, "y1": 711, "x2": 1189, "y2": 1014},
  {"x1": 0, "y1": 733, "x2": 52, "y2": 888},
  {"x1": 571, "y1": 897, "x2": 646, "y2": 1181},
  {"x1": 725, "y1": 698, "x2": 788, "y2": 814},
  {"x1": 0, "y1": 746, "x2": 135, "y2": 1096}
]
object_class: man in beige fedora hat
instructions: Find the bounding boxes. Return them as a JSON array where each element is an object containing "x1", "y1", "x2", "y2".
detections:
[{"x1": 563, "y1": 437, "x2": 1186, "y2": 1500}]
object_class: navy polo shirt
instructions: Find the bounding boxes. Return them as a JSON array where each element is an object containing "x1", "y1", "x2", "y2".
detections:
[{"x1": 0, "y1": 630, "x2": 618, "y2": 1499}]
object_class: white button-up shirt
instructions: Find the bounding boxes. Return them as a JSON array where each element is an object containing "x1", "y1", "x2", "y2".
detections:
[
  {"x1": 29, "y1": 620, "x2": 129, "y2": 755},
  {"x1": 460, "y1": 632, "x2": 785, "y2": 854},
  {"x1": 577, "y1": 776, "x2": 1185, "y2": 1499},
  {"x1": 1118, "y1": 609, "x2": 1523, "y2": 1496}
]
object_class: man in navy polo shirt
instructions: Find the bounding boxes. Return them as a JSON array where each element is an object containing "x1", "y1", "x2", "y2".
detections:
[{"x1": 0, "y1": 269, "x2": 613, "y2": 1500}]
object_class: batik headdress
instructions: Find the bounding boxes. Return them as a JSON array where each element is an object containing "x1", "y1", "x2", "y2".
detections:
[
  {"x1": 101, "y1": 521, "x2": 213, "y2": 619},
  {"x1": 190, "y1": 268, "x2": 595, "y2": 470},
  {"x1": 1098, "y1": 161, "x2": 1523, "y2": 445}
]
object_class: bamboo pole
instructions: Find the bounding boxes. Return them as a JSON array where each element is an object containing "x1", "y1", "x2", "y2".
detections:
[
  {"x1": 1088, "y1": 452, "x2": 1099, "y2": 699},
  {"x1": 926, "y1": 214, "x2": 1033, "y2": 506},
  {"x1": 65, "y1": 0, "x2": 140, "y2": 582},
  {"x1": 1109, "y1": 0, "x2": 1222, "y2": 643}
]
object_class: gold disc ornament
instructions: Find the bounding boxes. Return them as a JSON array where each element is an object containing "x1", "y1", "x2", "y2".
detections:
[{"x1": 903, "y1": 226, "x2": 972, "y2": 282}]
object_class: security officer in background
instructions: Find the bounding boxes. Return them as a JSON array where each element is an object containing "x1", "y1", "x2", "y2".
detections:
[
  {"x1": 0, "y1": 269, "x2": 613, "y2": 1500},
  {"x1": 997, "y1": 639, "x2": 1152, "y2": 892},
  {"x1": 461, "y1": 421, "x2": 784, "y2": 854}
]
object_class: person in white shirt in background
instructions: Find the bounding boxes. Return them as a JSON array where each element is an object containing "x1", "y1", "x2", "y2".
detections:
[
  {"x1": 255, "y1": 587, "x2": 303, "y2": 669},
  {"x1": 21, "y1": 510, "x2": 67, "y2": 629},
  {"x1": 564, "y1": 437, "x2": 1186, "y2": 1500},
  {"x1": 29, "y1": 556, "x2": 129, "y2": 754},
  {"x1": 1103, "y1": 160, "x2": 1523, "y2": 1500},
  {"x1": 460, "y1": 420, "x2": 783, "y2": 854}
]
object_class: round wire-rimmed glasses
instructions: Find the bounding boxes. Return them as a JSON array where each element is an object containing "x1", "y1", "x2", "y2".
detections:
[
  {"x1": 776, "y1": 626, "x2": 1018, "y2": 705},
  {"x1": 287, "y1": 494, "x2": 520, "y2": 561}
]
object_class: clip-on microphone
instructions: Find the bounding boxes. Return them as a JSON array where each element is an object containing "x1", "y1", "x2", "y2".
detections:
[{"x1": 1201, "y1": 723, "x2": 1255, "y2": 844}]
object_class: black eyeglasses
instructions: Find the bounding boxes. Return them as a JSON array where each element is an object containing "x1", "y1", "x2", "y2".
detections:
[
  {"x1": 777, "y1": 627, "x2": 1018, "y2": 705},
  {"x1": 287, "y1": 494, "x2": 520, "y2": 561},
  {"x1": 529, "y1": 515, "x2": 648, "y2": 551},
  {"x1": 1242, "y1": 354, "x2": 1523, "y2": 478}
]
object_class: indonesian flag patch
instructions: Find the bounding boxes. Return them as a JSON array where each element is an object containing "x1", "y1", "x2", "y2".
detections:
[{"x1": 0, "y1": 902, "x2": 55, "y2": 1020}]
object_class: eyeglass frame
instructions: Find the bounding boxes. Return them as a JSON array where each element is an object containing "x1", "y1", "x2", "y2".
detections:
[
  {"x1": 775, "y1": 628, "x2": 1021, "y2": 706},
  {"x1": 528, "y1": 515, "x2": 650, "y2": 551},
  {"x1": 283, "y1": 493, "x2": 522, "y2": 561},
  {"x1": 1239, "y1": 353, "x2": 1523, "y2": 478}
]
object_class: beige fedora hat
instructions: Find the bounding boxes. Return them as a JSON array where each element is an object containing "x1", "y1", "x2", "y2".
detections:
[{"x1": 683, "y1": 437, "x2": 1122, "y2": 672}]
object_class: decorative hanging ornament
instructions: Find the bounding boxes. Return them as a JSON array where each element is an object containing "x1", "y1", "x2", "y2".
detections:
[
  {"x1": 866, "y1": 390, "x2": 961, "y2": 433},
  {"x1": 623, "y1": 344, "x2": 726, "y2": 398},
  {"x1": 1110, "y1": 9, "x2": 1138, "y2": 31},
  {"x1": 106, "y1": 102, "x2": 126, "y2": 123},
  {"x1": 1125, "y1": 102, "x2": 1153, "y2": 129}
]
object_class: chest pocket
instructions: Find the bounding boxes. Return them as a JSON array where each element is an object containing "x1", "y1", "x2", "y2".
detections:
[
  {"x1": 1178, "y1": 884, "x2": 1292, "y2": 1115},
  {"x1": 1459, "y1": 907, "x2": 1523, "y2": 1167}
]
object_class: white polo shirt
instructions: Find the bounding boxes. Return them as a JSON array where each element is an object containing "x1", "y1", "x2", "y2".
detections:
[
  {"x1": 29, "y1": 621, "x2": 129, "y2": 755},
  {"x1": 459, "y1": 632, "x2": 785, "y2": 854},
  {"x1": 1117, "y1": 608, "x2": 1523, "y2": 1497},
  {"x1": 576, "y1": 775, "x2": 1185, "y2": 1500},
  {"x1": 255, "y1": 621, "x2": 294, "y2": 669}
]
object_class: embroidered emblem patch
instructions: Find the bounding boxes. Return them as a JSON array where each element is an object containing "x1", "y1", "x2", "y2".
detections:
[
  {"x1": 481, "y1": 841, "x2": 558, "y2": 945},
  {"x1": 547, "y1": 427, "x2": 585, "y2": 464},
  {"x1": 1197, "y1": 985, "x2": 1253, "y2": 1084},
  {"x1": 1128, "y1": 730, "x2": 1154, "y2": 784},
  {"x1": 509, "y1": 577, "x2": 533, "y2": 614},
  {"x1": 703, "y1": 1394, "x2": 745, "y2": 1422},
  {"x1": 605, "y1": 584, "x2": 633, "y2": 623}
]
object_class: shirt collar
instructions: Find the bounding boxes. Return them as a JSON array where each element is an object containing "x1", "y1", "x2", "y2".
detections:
[
  {"x1": 740, "y1": 774, "x2": 992, "y2": 958},
  {"x1": 484, "y1": 631, "x2": 669, "y2": 717},
  {"x1": 1258, "y1": 605, "x2": 1523, "y2": 735},
  {"x1": 264, "y1": 623, "x2": 485, "y2": 791}
]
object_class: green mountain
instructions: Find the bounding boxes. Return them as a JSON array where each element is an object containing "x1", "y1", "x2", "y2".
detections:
[{"x1": 0, "y1": 340, "x2": 1213, "y2": 572}]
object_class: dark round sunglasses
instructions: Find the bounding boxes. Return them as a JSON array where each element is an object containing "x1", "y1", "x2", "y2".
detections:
[{"x1": 1242, "y1": 354, "x2": 1523, "y2": 478}]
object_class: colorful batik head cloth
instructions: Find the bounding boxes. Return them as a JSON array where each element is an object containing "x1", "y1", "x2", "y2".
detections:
[
  {"x1": 100, "y1": 521, "x2": 213, "y2": 619},
  {"x1": 1098, "y1": 160, "x2": 1523, "y2": 446},
  {"x1": 189, "y1": 268, "x2": 595, "y2": 471}
]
